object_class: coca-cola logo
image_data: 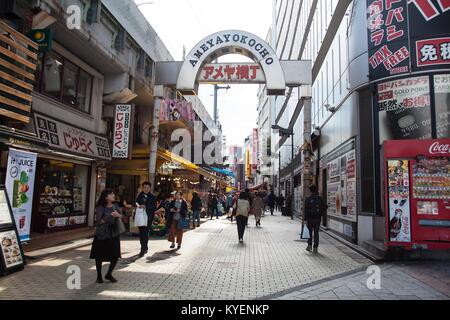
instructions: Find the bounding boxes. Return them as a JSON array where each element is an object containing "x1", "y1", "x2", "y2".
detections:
[{"x1": 429, "y1": 142, "x2": 450, "y2": 155}]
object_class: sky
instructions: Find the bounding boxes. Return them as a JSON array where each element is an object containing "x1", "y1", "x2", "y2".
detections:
[{"x1": 134, "y1": 0, "x2": 273, "y2": 146}]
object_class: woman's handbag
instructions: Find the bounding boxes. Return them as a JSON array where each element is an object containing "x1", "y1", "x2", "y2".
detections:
[
  {"x1": 95, "y1": 222, "x2": 115, "y2": 240},
  {"x1": 134, "y1": 206, "x2": 148, "y2": 227},
  {"x1": 178, "y1": 217, "x2": 189, "y2": 230},
  {"x1": 300, "y1": 222, "x2": 310, "y2": 240}
]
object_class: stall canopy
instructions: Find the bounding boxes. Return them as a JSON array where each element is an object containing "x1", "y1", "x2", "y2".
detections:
[{"x1": 107, "y1": 146, "x2": 224, "y2": 183}]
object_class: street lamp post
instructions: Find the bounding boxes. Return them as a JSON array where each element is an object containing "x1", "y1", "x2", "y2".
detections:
[{"x1": 213, "y1": 84, "x2": 230, "y2": 124}]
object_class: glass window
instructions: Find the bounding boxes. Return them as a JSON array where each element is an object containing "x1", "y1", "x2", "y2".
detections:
[
  {"x1": 434, "y1": 74, "x2": 450, "y2": 138},
  {"x1": 378, "y1": 76, "x2": 432, "y2": 143},
  {"x1": 43, "y1": 53, "x2": 63, "y2": 99},
  {"x1": 62, "y1": 61, "x2": 78, "y2": 107},
  {"x1": 76, "y1": 69, "x2": 92, "y2": 113}
]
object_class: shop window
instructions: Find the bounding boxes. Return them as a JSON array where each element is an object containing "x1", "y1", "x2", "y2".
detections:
[
  {"x1": 378, "y1": 76, "x2": 432, "y2": 143},
  {"x1": 43, "y1": 53, "x2": 63, "y2": 100},
  {"x1": 76, "y1": 69, "x2": 92, "y2": 113},
  {"x1": 62, "y1": 60, "x2": 78, "y2": 107},
  {"x1": 434, "y1": 74, "x2": 450, "y2": 138},
  {"x1": 37, "y1": 160, "x2": 89, "y2": 231},
  {"x1": 35, "y1": 52, "x2": 93, "y2": 114}
]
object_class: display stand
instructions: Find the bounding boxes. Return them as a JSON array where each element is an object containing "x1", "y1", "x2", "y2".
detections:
[{"x1": 0, "y1": 185, "x2": 26, "y2": 276}]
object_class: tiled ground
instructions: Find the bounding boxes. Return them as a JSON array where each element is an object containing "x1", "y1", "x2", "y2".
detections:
[{"x1": 0, "y1": 212, "x2": 371, "y2": 300}]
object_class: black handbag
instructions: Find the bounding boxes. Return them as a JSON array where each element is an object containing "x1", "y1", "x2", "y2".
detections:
[{"x1": 95, "y1": 205, "x2": 124, "y2": 240}]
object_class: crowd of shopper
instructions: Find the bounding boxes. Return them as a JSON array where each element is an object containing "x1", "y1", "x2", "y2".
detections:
[{"x1": 91, "y1": 182, "x2": 327, "y2": 284}]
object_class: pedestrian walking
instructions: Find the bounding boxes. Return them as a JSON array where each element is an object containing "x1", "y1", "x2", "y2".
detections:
[
  {"x1": 209, "y1": 193, "x2": 219, "y2": 219},
  {"x1": 234, "y1": 192, "x2": 251, "y2": 243},
  {"x1": 191, "y1": 192, "x2": 202, "y2": 228},
  {"x1": 286, "y1": 192, "x2": 293, "y2": 220},
  {"x1": 90, "y1": 189, "x2": 123, "y2": 284},
  {"x1": 304, "y1": 185, "x2": 327, "y2": 254},
  {"x1": 135, "y1": 181, "x2": 157, "y2": 257},
  {"x1": 276, "y1": 194, "x2": 285, "y2": 212},
  {"x1": 268, "y1": 190, "x2": 276, "y2": 215},
  {"x1": 168, "y1": 191, "x2": 188, "y2": 250},
  {"x1": 252, "y1": 192, "x2": 264, "y2": 227}
]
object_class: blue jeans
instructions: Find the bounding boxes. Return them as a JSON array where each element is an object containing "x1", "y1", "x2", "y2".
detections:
[{"x1": 193, "y1": 210, "x2": 200, "y2": 226}]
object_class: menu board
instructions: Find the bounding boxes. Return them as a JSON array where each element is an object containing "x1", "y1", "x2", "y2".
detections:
[
  {"x1": 412, "y1": 158, "x2": 450, "y2": 200},
  {"x1": 0, "y1": 190, "x2": 13, "y2": 226},
  {"x1": 0, "y1": 230, "x2": 23, "y2": 268},
  {"x1": 387, "y1": 160, "x2": 411, "y2": 243}
]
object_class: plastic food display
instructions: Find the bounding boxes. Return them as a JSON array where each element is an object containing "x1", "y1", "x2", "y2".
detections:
[{"x1": 413, "y1": 158, "x2": 450, "y2": 199}]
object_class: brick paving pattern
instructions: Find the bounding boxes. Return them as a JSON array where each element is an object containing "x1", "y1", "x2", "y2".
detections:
[{"x1": 0, "y1": 212, "x2": 448, "y2": 300}]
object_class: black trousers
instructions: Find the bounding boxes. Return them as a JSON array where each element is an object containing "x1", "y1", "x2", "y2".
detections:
[
  {"x1": 269, "y1": 204, "x2": 275, "y2": 215},
  {"x1": 138, "y1": 226, "x2": 149, "y2": 253},
  {"x1": 307, "y1": 220, "x2": 321, "y2": 248},
  {"x1": 236, "y1": 215, "x2": 248, "y2": 240}
]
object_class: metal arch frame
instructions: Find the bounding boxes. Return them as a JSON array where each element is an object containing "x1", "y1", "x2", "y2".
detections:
[{"x1": 176, "y1": 30, "x2": 286, "y2": 95}]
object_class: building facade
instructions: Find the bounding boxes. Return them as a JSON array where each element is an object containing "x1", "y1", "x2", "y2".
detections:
[{"x1": 268, "y1": 0, "x2": 450, "y2": 247}]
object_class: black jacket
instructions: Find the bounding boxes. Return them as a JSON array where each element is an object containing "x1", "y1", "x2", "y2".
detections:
[
  {"x1": 191, "y1": 196, "x2": 203, "y2": 211},
  {"x1": 167, "y1": 199, "x2": 188, "y2": 226},
  {"x1": 136, "y1": 192, "x2": 157, "y2": 222},
  {"x1": 304, "y1": 193, "x2": 327, "y2": 221}
]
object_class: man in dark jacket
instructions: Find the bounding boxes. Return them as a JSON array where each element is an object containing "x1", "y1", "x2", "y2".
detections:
[
  {"x1": 268, "y1": 191, "x2": 276, "y2": 215},
  {"x1": 191, "y1": 192, "x2": 203, "y2": 228},
  {"x1": 136, "y1": 181, "x2": 157, "y2": 257},
  {"x1": 304, "y1": 185, "x2": 327, "y2": 254}
]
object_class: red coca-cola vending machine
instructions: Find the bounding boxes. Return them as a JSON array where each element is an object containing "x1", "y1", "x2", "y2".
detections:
[{"x1": 384, "y1": 139, "x2": 450, "y2": 250}]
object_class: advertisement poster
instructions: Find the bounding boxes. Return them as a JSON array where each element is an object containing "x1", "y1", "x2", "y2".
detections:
[
  {"x1": 366, "y1": 0, "x2": 450, "y2": 80},
  {"x1": 5, "y1": 149, "x2": 37, "y2": 241},
  {"x1": 378, "y1": 76, "x2": 432, "y2": 142},
  {"x1": 326, "y1": 142, "x2": 357, "y2": 222},
  {"x1": 112, "y1": 104, "x2": 132, "y2": 159},
  {"x1": 159, "y1": 99, "x2": 195, "y2": 123},
  {"x1": 34, "y1": 113, "x2": 111, "y2": 160},
  {"x1": 0, "y1": 230, "x2": 23, "y2": 268},
  {"x1": 387, "y1": 160, "x2": 411, "y2": 242},
  {"x1": 0, "y1": 190, "x2": 13, "y2": 227}
]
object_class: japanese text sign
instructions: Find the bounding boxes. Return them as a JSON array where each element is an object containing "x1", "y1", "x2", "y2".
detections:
[
  {"x1": 112, "y1": 104, "x2": 132, "y2": 159},
  {"x1": 198, "y1": 63, "x2": 265, "y2": 84},
  {"x1": 34, "y1": 113, "x2": 111, "y2": 160}
]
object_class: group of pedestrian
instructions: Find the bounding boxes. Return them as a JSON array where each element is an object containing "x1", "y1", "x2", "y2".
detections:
[
  {"x1": 90, "y1": 182, "x2": 193, "y2": 284},
  {"x1": 90, "y1": 180, "x2": 327, "y2": 284}
]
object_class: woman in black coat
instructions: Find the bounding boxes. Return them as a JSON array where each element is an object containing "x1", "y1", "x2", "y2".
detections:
[
  {"x1": 167, "y1": 191, "x2": 188, "y2": 250},
  {"x1": 90, "y1": 189, "x2": 122, "y2": 283}
]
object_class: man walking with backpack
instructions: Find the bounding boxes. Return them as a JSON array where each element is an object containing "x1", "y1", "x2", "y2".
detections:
[{"x1": 304, "y1": 185, "x2": 327, "y2": 254}]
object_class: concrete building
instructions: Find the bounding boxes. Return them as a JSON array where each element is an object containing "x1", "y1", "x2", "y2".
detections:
[{"x1": 267, "y1": 0, "x2": 450, "y2": 252}]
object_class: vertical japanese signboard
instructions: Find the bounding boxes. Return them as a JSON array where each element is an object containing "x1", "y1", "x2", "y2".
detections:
[
  {"x1": 112, "y1": 104, "x2": 132, "y2": 159},
  {"x1": 5, "y1": 149, "x2": 37, "y2": 242},
  {"x1": 366, "y1": 0, "x2": 450, "y2": 81},
  {"x1": 367, "y1": 0, "x2": 410, "y2": 80}
]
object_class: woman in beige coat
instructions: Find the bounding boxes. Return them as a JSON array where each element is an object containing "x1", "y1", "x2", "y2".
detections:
[{"x1": 252, "y1": 192, "x2": 265, "y2": 227}]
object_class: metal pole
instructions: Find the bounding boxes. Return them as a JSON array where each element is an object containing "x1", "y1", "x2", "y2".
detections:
[{"x1": 213, "y1": 84, "x2": 218, "y2": 123}]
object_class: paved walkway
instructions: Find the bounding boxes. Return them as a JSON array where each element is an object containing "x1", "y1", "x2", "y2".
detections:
[{"x1": 0, "y1": 212, "x2": 371, "y2": 300}]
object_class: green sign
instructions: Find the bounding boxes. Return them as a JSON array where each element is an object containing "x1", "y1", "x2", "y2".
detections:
[{"x1": 27, "y1": 29, "x2": 52, "y2": 52}]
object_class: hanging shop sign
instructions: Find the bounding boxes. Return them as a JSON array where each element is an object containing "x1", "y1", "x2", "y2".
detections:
[
  {"x1": 27, "y1": 29, "x2": 53, "y2": 52},
  {"x1": 112, "y1": 104, "x2": 132, "y2": 159},
  {"x1": 34, "y1": 113, "x2": 111, "y2": 160},
  {"x1": 159, "y1": 99, "x2": 195, "y2": 123},
  {"x1": 377, "y1": 75, "x2": 432, "y2": 142},
  {"x1": 366, "y1": 0, "x2": 450, "y2": 81},
  {"x1": 325, "y1": 139, "x2": 357, "y2": 222},
  {"x1": 198, "y1": 63, "x2": 265, "y2": 84},
  {"x1": 5, "y1": 149, "x2": 37, "y2": 242}
]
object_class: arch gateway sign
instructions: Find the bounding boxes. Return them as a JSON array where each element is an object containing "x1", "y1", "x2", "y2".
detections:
[{"x1": 155, "y1": 30, "x2": 312, "y2": 96}]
